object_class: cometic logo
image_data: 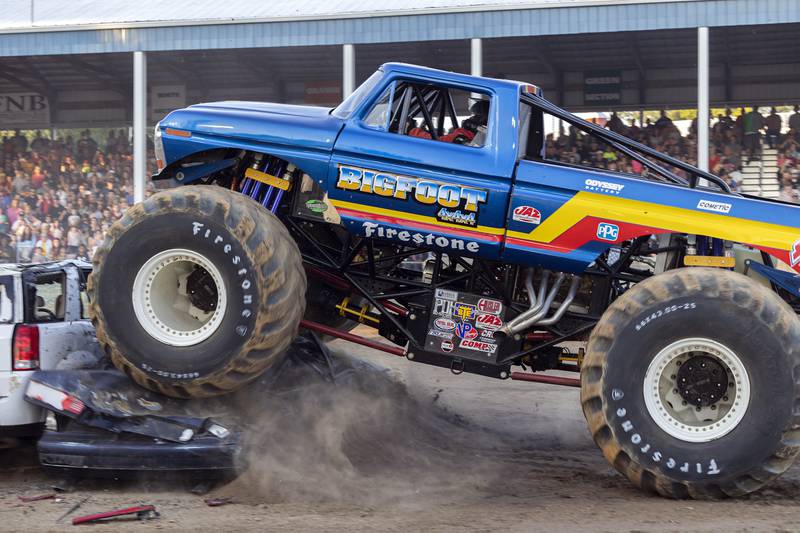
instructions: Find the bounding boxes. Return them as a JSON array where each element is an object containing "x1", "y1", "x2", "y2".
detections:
[{"x1": 697, "y1": 199, "x2": 732, "y2": 214}]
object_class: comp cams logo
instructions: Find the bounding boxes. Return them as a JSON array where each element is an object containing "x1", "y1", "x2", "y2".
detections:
[
  {"x1": 337, "y1": 165, "x2": 488, "y2": 226},
  {"x1": 585, "y1": 178, "x2": 624, "y2": 195},
  {"x1": 697, "y1": 199, "x2": 732, "y2": 214},
  {"x1": 596, "y1": 222, "x2": 620, "y2": 242}
]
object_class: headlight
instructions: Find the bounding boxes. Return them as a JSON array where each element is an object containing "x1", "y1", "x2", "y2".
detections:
[{"x1": 154, "y1": 123, "x2": 165, "y2": 171}]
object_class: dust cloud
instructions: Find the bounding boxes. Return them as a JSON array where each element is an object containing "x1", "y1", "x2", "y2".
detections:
[{"x1": 212, "y1": 335, "x2": 504, "y2": 506}]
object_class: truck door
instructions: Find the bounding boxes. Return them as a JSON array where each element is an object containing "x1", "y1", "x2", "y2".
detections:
[
  {"x1": 24, "y1": 265, "x2": 94, "y2": 370},
  {"x1": 329, "y1": 77, "x2": 517, "y2": 260}
]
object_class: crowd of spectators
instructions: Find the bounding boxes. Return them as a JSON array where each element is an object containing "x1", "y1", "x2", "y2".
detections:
[
  {"x1": 0, "y1": 128, "x2": 144, "y2": 264},
  {"x1": 0, "y1": 105, "x2": 798, "y2": 264},
  {"x1": 546, "y1": 106, "x2": 800, "y2": 202}
]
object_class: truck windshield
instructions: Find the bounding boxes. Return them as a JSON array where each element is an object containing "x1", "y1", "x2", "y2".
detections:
[{"x1": 332, "y1": 70, "x2": 384, "y2": 119}]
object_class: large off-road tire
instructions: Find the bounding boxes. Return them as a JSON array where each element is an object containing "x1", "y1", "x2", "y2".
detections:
[
  {"x1": 89, "y1": 185, "x2": 306, "y2": 398},
  {"x1": 581, "y1": 267, "x2": 800, "y2": 498}
]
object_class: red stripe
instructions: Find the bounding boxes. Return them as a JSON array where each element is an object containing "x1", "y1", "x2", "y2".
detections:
[{"x1": 337, "y1": 206, "x2": 503, "y2": 242}]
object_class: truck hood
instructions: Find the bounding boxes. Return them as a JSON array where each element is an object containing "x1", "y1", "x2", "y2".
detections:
[{"x1": 159, "y1": 101, "x2": 345, "y2": 157}]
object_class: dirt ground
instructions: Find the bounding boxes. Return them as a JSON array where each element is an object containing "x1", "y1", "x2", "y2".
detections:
[{"x1": 1, "y1": 326, "x2": 799, "y2": 532}]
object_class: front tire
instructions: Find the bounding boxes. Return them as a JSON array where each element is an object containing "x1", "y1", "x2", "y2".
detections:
[
  {"x1": 581, "y1": 268, "x2": 800, "y2": 498},
  {"x1": 89, "y1": 185, "x2": 306, "y2": 398}
]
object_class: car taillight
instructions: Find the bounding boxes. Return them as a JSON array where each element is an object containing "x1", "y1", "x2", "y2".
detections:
[{"x1": 13, "y1": 324, "x2": 39, "y2": 370}]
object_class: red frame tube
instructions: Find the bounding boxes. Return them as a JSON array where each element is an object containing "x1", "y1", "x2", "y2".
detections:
[
  {"x1": 300, "y1": 320, "x2": 405, "y2": 357},
  {"x1": 509, "y1": 372, "x2": 581, "y2": 388}
]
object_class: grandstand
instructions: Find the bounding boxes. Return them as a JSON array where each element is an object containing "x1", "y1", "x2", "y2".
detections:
[{"x1": 0, "y1": 0, "x2": 798, "y2": 261}]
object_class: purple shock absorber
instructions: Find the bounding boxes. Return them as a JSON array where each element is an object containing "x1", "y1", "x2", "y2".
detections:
[
  {"x1": 241, "y1": 177, "x2": 253, "y2": 196},
  {"x1": 270, "y1": 162, "x2": 292, "y2": 212}
]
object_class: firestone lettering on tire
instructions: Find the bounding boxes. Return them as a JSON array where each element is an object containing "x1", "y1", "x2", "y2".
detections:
[{"x1": 192, "y1": 221, "x2": 252, "y2": 335}]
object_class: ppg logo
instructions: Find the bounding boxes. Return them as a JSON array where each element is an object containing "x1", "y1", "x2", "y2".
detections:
[{"x1": 596, "y1": 222, "x2": 620, "y2": 242}]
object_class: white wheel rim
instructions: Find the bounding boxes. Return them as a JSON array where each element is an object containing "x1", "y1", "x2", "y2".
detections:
[
  {"x1": 643, "y1": 338, "x2": 750, "y2": 443},
  {"x1": 132, "y1": 248, "x2": 227, "y2": 347}
]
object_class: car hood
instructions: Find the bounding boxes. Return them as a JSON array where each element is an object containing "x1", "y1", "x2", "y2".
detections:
[{"x1": 159, "y1": 101, "x2": 345, "y2": 156}]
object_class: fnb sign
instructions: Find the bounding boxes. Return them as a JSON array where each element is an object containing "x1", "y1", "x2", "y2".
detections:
[
  {"x1": 596, "y1": 222, "x2": 620, "y2": 242},
  {"x1": 0, "y1": 93, "x2": 50, "y2": 127}
]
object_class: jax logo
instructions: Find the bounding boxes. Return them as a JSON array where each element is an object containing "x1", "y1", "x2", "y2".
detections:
[
  {"x1": 597, "y1": 222, "x2": 620, "y2": 242},
  {"x1": 791, "y1": 239, "x2": 800, "y2": 267}
]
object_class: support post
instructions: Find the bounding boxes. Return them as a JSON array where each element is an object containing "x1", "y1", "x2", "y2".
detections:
[
  {"x1": 470, "y1": 38, "x2": 482, "y2": 77},
  {"x1": 133, "y1": 50, "x2": 147, "y2": 204},
  {"x1": 697, "y1": 27, "x2": 710, "y2": 172},
  {"x1": 343, "y1": 44, "x2": 355, "y2": 98}
]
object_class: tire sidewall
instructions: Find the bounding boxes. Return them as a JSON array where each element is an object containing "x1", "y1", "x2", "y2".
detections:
[
  {"x1": 97, "y1": 211, "x2": 259, "y2": 380},
  {"x1": 600, "y1": 293, "x2": 794, "y2": 485}
]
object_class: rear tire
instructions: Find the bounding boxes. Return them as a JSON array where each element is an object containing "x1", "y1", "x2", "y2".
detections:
[
  {"x1": 89, "y1": 185, "x2": 306, "y2": 398},
  {"x1": 581, "y1": 268, "x2": 800, "y2": 498}
]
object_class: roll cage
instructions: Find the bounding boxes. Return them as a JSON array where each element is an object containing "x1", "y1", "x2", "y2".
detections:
[{"x1": 520, "y1": 92, "x2": 733, "y2": 195}]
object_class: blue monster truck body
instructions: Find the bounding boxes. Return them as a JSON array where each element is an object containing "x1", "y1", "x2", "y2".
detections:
[
  {"x1": 156, "y1": 63, "x2": 800, "y2": 277},
  {"x1": 92, "y1": 61, "x2": 800, "y2": 499}
]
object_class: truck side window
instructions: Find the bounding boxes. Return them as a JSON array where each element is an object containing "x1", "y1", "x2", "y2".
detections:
[
  {"x1": 28, "y1": 272, "x2": 66, "y2": 323},
  {"x1": 364, "y1": 81, "x2": 491, "y2": 148},
  {"x1": 519, "y1": 100, "x2": 630, "y2": 174}
]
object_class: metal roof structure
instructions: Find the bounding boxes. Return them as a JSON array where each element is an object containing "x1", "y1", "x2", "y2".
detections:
[
  {"x1": 0, "y1": 0, "x2": 797, "y2": 56},
  {"x1": 0, "y1": 1, "x2": 714, "y2": 31}
]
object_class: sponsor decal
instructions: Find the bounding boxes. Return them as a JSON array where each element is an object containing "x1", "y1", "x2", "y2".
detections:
[
  {"x1": 455, "y1": 322, "x2": 478, "y2": 340},
  {"x1": 480, "y1": 329, "x2": 495, "y2": 339},
  {"x1": 427, "y1": 329, "x2": 453, "y2": 340},
  {"x1": 441, "y1": 340, "x2": 454, "y2": 352},
  {"x1": 585, "y1": 178, "x2": 624, "y2": 195},
  {"x1": 512, "y1": 205, "x2": 542, "y2": 225},
  {"x1": 433, "y1": 298, "x2": 455, "y2": 316},
  {"x1": 697, "y1": 199, "x2": 732, "y2": 214},
  {"x1": 337, "y1": 165, "x2": 488, "y2": 213},
  {"x1": 305, "y1": 199, "x2": 328, "y2": 213},
  {"x1": 596, "y1": 222, "x2": 620, "y2": 242},
  {"x1": 453, "y1": 303, "x2": 476, "y2": 322},
  {"x1": 476, "y1": 313, "x2": 502, "y2": 331},
  {"x1": 362, "y1": 222, "x2": 480, "y2": 253},
  {"x1": 792, "y1": 239, "x2": 800, "y2": 268},
  {"x1": 436, "y1": 207, "x2": 477, "y2": 227},
  {"x1": 477, "y1": 298, "x2": 502, "y2": 315},
  {"x1": 434, "y1": 317, "x2": 456, "y2": 331},
  {"x1": 459, "y1": 339, "x2": 497, "y2": 354},
  {"x1": 435, "y1": 288, "x2": 458, "y2": 301}
]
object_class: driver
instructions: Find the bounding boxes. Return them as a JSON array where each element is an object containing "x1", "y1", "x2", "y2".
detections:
[
  {"x1": 406, "y1": 99, "x2": 489, "y2": 145},
  {"x1": 439, "y1": 99, "x2": 489, "y2": 144}
]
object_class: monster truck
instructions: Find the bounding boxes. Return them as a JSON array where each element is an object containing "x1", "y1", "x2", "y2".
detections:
[{"x1": 89, "y1": 63, "x2": 800, "y2": 498}]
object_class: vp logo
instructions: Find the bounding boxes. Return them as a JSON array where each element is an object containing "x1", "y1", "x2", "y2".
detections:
[{"x1": 596, "y1": 222, "x2": 620, "y2": 242}]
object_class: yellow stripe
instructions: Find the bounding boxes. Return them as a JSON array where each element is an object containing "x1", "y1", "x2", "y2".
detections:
[
  {"x1": 245, "y1": 168, "x2": 290, "y2": 190},
  {"x1": 508, "y1": 191, "x2": 797, "y2": 252},
  {"x1": 330, "y1": 199, "x2": 505, "y2": 236}
]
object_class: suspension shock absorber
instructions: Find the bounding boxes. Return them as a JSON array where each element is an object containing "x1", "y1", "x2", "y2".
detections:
[
  {"x1": 239, "y1": 156, "x2": 295, "y2": 212},
  {"x1": 240, "y1": 154, "x2": 265, "y2": 197},
  {"x1": 269, "y1": 163, "x2": 296, "y2": 213}
]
